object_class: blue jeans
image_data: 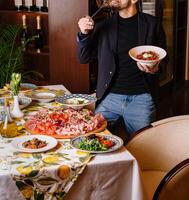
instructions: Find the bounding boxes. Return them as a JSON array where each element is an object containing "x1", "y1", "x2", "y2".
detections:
[{"x1": 95, "y1": 93, "x2": 155, "y2": 136}]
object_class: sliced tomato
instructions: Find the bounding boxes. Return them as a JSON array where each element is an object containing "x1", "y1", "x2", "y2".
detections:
[
  {"x1": 49, "y1": 112, "x2": 69, "y2": 122},
  {"x1": 46, "y1": 128, "x2": 55, "y2": 135},
  {"x1": 36, "y1": 124, "x2": 45, "y2": 131},
  {"x1": 101, "y1": 140, "x2": 115, "y2": 148},
  {"x1": 34, "y1": 127, "x2": 42, "y2": 133},
  {"x1": 44, "y1": 121, "x2": 52, "y2": 127}
]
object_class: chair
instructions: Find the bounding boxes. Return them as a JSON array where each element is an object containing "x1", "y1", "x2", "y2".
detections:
[
  {"x1": 153, "y1": 158, "x2": 189, "y2": 200},
  {"x1": 126, "y1": 115, "x2": 189, "y2": 200}
]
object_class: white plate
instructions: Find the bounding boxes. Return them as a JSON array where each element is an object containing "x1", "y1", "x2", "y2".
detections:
[
  {"x1": 25, "y1": 91, "x2": 56, "y2": 103},
  {"x1": 55, "y1": 94, "x2": 97, "y2": 109},
  {"x1": 18, "y1": 96, "x2": 32, "y2": 109},
  {"x1": 11, "y1": 135, "x2": 58, "y2": 153},
  {"x1": 20, "y1": 83, "x2": 37, "y2": 93},
  {"x1": 71, "y1": 133, "x2": 123, "y2": 154}
]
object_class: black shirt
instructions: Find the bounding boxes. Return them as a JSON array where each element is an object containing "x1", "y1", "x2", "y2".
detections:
[{"x1": 110, "y1": 14, "x2": 147, "y2": 94}]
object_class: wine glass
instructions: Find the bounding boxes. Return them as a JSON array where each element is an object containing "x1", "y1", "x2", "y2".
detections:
[
  {"x1": 0, "y1": 154, "x2": 12, "y2": 171},
  {"x1": 0, "y1": 132, "x2": 4, "y2": 143}
]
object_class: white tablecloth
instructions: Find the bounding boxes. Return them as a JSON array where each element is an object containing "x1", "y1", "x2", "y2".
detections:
[
  {"x1": 65, "y1": 147, "x2": 146, "y2": 200},
  {"x1": 0, "y1": 85, "x2": 146, "y2": 200},
  {"x1": 0, "y1": 148, "x2": 146, "y2": 200}
]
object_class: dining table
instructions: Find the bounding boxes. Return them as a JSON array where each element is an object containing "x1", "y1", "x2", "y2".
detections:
[{"x1": 0, "y1": 85, "x2": 147, "y2": 200}]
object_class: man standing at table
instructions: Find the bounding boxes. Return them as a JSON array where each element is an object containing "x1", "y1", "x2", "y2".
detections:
[{"x1": 77, "y1": 0, "x2": 166, "y2": 138}]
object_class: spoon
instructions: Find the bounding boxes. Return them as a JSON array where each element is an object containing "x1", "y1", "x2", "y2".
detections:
[{"x1": 91, "y1": 0, "x2": 111, "y2": 19}]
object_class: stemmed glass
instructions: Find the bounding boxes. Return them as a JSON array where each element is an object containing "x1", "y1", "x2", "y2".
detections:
[
  {"x1": 0, "y1": 134, "x2": 4, "y2": 143},
  {"x1": 0, "y1": 98, "x2": 7, "y2": 143},
  {"x1": 0, "y1": 154, "x2": 12, "y2": 171}
]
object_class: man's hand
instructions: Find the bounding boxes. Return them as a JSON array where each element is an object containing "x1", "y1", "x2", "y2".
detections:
[
  {"x1": 78, "y1": 16, "x2": 94, "y2": 35},
  {"x1": 137, "y1": 61, "x2": 160, "y2": 74}
]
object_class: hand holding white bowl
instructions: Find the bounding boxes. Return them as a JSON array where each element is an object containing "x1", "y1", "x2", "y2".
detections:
[
  {"x1": 129, "y1": 45, "x2": 166, "y2": 73},
  {"x1": 137, "y1": 61, "x2": 160, "y2": 74}
]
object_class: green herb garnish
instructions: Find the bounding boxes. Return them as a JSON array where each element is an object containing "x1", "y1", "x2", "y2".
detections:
[{"x1": 77, "y1": 138, "x2": 107, "y2": 151}]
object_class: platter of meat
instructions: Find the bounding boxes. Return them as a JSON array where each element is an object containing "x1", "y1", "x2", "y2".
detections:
[{"x1": 24, "y1": 107, "x2": 107, "y2": 139}]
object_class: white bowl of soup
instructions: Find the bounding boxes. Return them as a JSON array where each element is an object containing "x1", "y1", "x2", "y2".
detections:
[{"x1": 129, "y1": 45, "x2": 167, "y2": 68}]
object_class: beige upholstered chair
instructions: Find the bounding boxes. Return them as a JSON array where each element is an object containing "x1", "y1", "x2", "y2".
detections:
[
  {"x1": 126, "y1": 115, "x2": 189, "y2": 200},
  {"x1": 153, "y1": 158, "x2": 189, "y2": 200}
]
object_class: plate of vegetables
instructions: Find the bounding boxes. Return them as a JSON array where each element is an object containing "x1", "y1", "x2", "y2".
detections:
[
  {"x1": 11, "y1": 135, "x2": 58, "y2": 153},
  {"x1": 71, "y1": 133, "x2": 123, "y2": 153}
]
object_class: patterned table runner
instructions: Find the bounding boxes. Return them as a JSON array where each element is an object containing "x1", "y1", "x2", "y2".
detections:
[
  {"x1": 0, "y1": 137, "x2": 93, "y2": 200},
  {"x1": 0, "y1": 95, "x2": 95, "y2": 200}
]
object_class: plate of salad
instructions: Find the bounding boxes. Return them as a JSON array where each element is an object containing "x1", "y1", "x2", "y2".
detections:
[{"x1": 70, "y1": 133, "x2": 123, "y2": 153}]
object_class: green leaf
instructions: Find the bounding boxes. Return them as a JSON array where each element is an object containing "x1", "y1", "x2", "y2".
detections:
[
  {"x1": 57, "y1": 153, "x2": 71, "y2": 161},
  {"x1": 0, "y1": 25, "x2": 43, "y2": 88},
  {"x1": 79, "y1": 155, "x2": 94, "y2": 163},
  {"x1": 24, "y1": 179, "x2": 34, "y2": 187},
  {"x1": 44, "y1": 162, "x2": 60, "y2": 166},
  {"x1": 27, "y1": 170, "x2": 39, "y2": 177},
  {"x1": 55, "y1": 191, "x2": 66, "y2": 200},
  {"x1": 32, "y1": 153, "x2": 42, "y2": 159},
  {"x1": 17, "y1": 130, "x2": 25, "y2": 134},
  {"x1": 13, "y1": 152, "x2": 20, "y2": 155},
  {"x1": 34, "y1": 191, "x2": 44, "y2": 200},
  {"x1": 61, "y1": 156, "x2": 71, "y2": 161},
  {"x1": 11, "y1": 161, "x2": 25, "y2": 165},
  {"x1": 15, "y1": 181, "x2": 27, "y2": 190},
  {"x1": 5, "y1": 140, "x2": 13, "y2": 143},
  {"x1": 56, "y1": 153, "x2": 69, "y2": 156},
  {"x1": 32, "y1": 160, "x2": 41, "y2": 166},
  {"x1": 37, "y1": 177, "x2": 57, "y2": 186},
  {"x1": 10, "y1": 73, "x2": 21, "y2": 95}
]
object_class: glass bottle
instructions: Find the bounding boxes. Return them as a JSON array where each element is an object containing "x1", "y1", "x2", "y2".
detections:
[
  {"x1": 30, "y1": 0, "x2": 39, "y2": 12},
  {"x1": 25, "y1": 0, "x2": 33, "y2": 11},
  {"x1": 14, "y1": 0, "x2": 22, "y2": 11},
  {"x1": 41, "y1": 0, "x2": 48, "y2": 12},
  {"x1": 35, "y1": 16, "x2": 44, "y2": 53},
  {"x1": 20, "y1": 15, "x2": 28, "y2": 51},
  {"x1": 19, "y1": 0, "x2": 29, "y2": 11},
  {"x1": 0, "y1": 99, "x2": 18, "y2": 138}
]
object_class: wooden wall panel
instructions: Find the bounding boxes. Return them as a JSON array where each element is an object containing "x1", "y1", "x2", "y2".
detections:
[
  {"x1": 49, "y1": 0, "x2": 90, "y2": 93},
  {"x1": 185, "y1": 1, "x2": 189, "y2": 80},
  {"x1": 0, "y1": 0, "x2": 14, "y2": 10}
]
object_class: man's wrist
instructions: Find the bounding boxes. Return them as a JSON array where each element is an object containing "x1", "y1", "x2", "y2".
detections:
[{"x1": 78, "y1": 32, "x2": 89, "y2": 39}]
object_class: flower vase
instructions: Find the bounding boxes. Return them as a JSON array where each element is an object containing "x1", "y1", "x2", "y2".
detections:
[{"x1": 11, "y1": 96, "x2": 24, "y2": 118}]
